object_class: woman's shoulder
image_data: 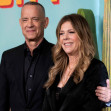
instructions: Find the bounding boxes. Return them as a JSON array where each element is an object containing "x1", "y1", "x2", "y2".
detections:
[
  {"x1": 84, "y1": 58, "x2": 108, "y2": 86},
  {"x1": 89, "y1": 58, "x2": 107, "y2": 71},
  {"x1": 84, "y1": 58, "x2": 108, "y2": 80},
  {"x1": 91, "y1": 58, "x2": 104, "y2": 65}
]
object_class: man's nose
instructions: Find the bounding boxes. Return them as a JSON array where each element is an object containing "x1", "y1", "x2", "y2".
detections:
[{"x1": 27, "y1": 19, "x2": 33, "y2": 27}]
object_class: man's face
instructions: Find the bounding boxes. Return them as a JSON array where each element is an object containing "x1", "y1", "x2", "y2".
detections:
[{"x1": 19, "y1": 5, "x2": 48, "y2": 43}]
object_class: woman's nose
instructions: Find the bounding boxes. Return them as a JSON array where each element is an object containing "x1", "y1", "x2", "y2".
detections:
[{"x1": 63, "y1": 33, "x2": 69, "y2": 40}]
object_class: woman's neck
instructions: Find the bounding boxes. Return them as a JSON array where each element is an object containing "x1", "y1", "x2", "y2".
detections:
[{"x1": 68, "y1": 53, "x2": 79, "y2": 69}]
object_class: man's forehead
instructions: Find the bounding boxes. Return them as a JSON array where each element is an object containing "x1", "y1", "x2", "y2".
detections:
[
  {"x1": 21, "y1": 5, "x2": 44, "y2": 17},
  {"x1": 22, "y1": 5, "x2": 41, "y2": 11}
]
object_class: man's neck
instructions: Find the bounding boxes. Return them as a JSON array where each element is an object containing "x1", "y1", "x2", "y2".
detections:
[{"x1": 25, "y1": 38, "x2": 43, "y2": 56}]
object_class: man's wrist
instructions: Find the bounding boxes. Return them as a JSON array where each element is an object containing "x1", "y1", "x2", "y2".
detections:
[{"x1": 106, "y1": 100, "x2": 111, "y2": 107}]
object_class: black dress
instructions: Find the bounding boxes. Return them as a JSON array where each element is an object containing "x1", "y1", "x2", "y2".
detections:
[{"x1": 43, "y1": 58, "x2": 108, "y2": 111}]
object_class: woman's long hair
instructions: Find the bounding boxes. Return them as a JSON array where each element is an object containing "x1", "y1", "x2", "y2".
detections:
[{"x1": 44, "y1": 14, "x2": 95, "y2": 88}]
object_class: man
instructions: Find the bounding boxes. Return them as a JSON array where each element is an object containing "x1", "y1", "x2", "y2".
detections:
[
  {"x1": 0, "y1": 2, "x2": 110, "y2": 111},
  {"x1": 0, "y1": 2, "x2": 53, "y2": 111}
]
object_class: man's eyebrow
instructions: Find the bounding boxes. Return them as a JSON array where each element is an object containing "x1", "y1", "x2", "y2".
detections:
[
  {"x1": 21, "y1": 17, "x2": 28, "y2": 19},
  {"x1": 32, "y1": 17, "x2": 39, "y2": 19},
  {"x1": 21, "y1": 17, "x2": 39, "y2": 19}
]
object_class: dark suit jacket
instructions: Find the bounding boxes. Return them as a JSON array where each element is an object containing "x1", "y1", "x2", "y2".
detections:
[
  {"x1": 0, "y1": 39, "x2": 54, "y2": 111},
  {"x1": 42, "y1": 58, "x2": 108, "y2": 111}
]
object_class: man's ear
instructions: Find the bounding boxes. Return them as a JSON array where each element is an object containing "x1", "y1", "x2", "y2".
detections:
[{"x1": 44, "y1": 17, "x2": 49, "y2": 29}]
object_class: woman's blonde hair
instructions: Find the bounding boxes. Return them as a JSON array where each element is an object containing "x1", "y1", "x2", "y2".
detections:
[{"x1": 44, "y1": 14, "x2": 95, "y2": 88}]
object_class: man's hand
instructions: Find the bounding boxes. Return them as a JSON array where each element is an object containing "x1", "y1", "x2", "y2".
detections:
[{"x1": 95, "y1": 79, "x2": 111, "y2": 102}]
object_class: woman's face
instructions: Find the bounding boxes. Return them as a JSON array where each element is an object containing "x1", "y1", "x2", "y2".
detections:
[{"x1": 59, "y1": 21, "x2": 80, "y2": 56}]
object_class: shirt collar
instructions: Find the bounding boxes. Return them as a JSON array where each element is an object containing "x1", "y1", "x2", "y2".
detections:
[{"x1": 24, "y1": 38, "x2": 45, "y2": 57}]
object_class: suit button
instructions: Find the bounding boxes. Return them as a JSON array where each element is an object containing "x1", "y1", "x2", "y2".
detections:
[
  {"x1": 28, "y1": 88, "x2": 32, "y2": 91},
  {"x1": 29, "y1": 75, "x2": 32, "y2": 78}
]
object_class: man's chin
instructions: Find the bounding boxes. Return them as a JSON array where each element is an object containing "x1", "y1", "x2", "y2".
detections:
[
  {"x1": 26, "y1": 36, "x2": 37, "y2": 41},
  {"x1": 26, "y1": 37, "x2": 43, "y2": 42}
]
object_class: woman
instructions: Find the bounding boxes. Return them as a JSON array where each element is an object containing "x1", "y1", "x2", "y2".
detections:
[{"x1": 43, "y1": 14, "x2": 109, "y2": 111}]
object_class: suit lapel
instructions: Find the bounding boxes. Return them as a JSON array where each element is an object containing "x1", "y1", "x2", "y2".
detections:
[
  {"x1": 60, "y1": 77, "x2": 84, "y2": 111},
  {"x1": 48, "y1": 76, "x2": 77, "y2": 111},
  {"x1": 47, "y1": 86, "x2": 57, "y2": 111},
  {"x1": 27, "y1": 53, "x2": 41, "y2": 104},
  {"x1": 46, "y1": 75, "x2": 60, "y2": 111},
  {"x1": 25, "y1": 39, "x2": 53, "y2": 105},
  {"x1": 27, "y1": 52, "x2": 49, "y2": 104},
  {"x1": 14, "y1": 44, "x2": 26, "y2": 103},
  {"x1": 27, "y1": 39, "x2": 53, "y2": 105}
]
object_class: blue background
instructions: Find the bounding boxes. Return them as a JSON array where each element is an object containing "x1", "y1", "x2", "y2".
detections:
[{"x1": 0, "y1": 0, "x2": 104, "y2": 60}]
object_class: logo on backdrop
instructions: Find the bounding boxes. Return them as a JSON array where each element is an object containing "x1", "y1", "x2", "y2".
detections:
[{"x1": 0, "y1": 0, "x2": 60, "y2": 8}]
